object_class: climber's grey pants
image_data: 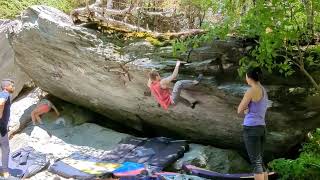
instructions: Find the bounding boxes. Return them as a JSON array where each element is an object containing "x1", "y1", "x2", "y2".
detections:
[
  {"x1": 243, "y1": 125, "x2": 266, "y2": 174},
  {"x1": 171, "y1": 80, "x2": 197, "y2": 104},
  {"x1": 0, "y1": 133, "x2": 9, "y2": 172}
]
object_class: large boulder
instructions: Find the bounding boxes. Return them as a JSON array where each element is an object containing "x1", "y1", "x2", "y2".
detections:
[
  {"x1": 0, "y1": 20, "x2": 30, "y2": 98},
  {"x1": 10, "y1": 5, "x2": 320, "y2": 158}
]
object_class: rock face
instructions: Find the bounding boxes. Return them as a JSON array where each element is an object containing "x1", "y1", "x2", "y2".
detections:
[
  {"x1": 0, "y1": 20, "x2": 30, "y2": 98},
  {"x1": 10, "y1": 5, "x2": 320, "y2": 158}
]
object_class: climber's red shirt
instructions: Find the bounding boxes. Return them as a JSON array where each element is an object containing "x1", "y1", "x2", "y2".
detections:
[{"x1": 149, "y1": 81, "x2": 172, "y2": 110}]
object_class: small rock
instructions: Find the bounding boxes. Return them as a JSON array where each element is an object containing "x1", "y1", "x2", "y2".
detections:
[
  {"x1": 30, "y1": 126, "x2": 51, "y2": 142},
  {"x1": 304, "y1": 111, "x2": 318, "y2": 119},
  {"x1": 288, "y1": 87, "x2": 306, "y2": 95},
  {"x1": 173, "y1": 144, "x2": 250, "y2": 173}
]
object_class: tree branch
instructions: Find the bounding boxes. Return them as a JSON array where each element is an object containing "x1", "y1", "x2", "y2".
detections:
[
  {"x1": 70, "y1": 1, "x2": 205, "y2": 38},
  {"x1": 300, "y1": 65, "x2": 319, "y2": 90}
]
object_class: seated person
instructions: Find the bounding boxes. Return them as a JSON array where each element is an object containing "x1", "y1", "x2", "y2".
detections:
[{"x1": 31, "y1": 99, "x2": 60, "y2": 125}]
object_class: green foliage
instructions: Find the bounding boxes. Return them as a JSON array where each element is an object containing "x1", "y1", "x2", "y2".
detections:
[
  {"x1": 145, "y1": 37, "x2": 165, "y2": 47},
  {"x1": 237, "y1": 0, "x2": 320, "y2": 89},
  {"x1": 173, "y1": 35, "x2": 204, "y2": 57},
  {"x1": 239, "y1": 1, "x2": 305, "y2": 72},
  {"x1": 269, "y1": 129, "x2": 320, "y2": 180},
  {"x1": 238, "y1": 0, "x2": 318, "y2": 74},
  {"x1": 172, "y1": 24, "x2": 231, "y2": 57},
  {"x1": 0, "y1": 0, "x2": 81, "y2": 19},
  {"x1": 180, "y1": 0, "x2": 213, "y2": 12},
  {"x1": 307, "y1": 45, "x2": 320, "y2": 67},
  {"x1": 172, "y1": 0, "x2": 249, "y2": 59},
  {"x1": 172, "y1": 0, "x2": 320, "y2": 89}
]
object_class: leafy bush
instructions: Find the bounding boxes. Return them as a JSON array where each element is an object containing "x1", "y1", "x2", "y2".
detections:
[
  {"x1": 269, "y1": 128, "x2": 320, "y2": 180},
  {"x1": 0, "y1": 0, "x2": 82, "y2": 19}
]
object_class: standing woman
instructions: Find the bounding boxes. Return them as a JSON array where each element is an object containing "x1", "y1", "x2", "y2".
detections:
[{"x1": 237, "y1": 67, "x2": 269, "y2": 180}]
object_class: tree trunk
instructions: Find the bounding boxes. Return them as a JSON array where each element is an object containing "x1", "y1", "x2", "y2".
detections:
[
  {"x1": 296, "y1": 40, "x2": 319, "y2": 90},
  {"x1": 300, "y1": 66, "x2": 319, "y2": 90},
  {"x1": 303, "y1": 0, "x2": 315, "y2": 37}
]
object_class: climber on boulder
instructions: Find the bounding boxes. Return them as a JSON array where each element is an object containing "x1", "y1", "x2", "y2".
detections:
[{"x1": 147, "y1": 61, "x2": 203, "y2": 110}]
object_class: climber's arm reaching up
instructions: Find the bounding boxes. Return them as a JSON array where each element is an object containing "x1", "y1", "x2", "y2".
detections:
[{"x1": 160, "y1": 61, "x2": 181, "y2": 88}]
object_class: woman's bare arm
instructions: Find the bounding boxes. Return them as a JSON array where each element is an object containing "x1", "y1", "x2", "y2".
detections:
[{"x1": 237, "y1": 89, "x2": 252, "y2": 114}]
